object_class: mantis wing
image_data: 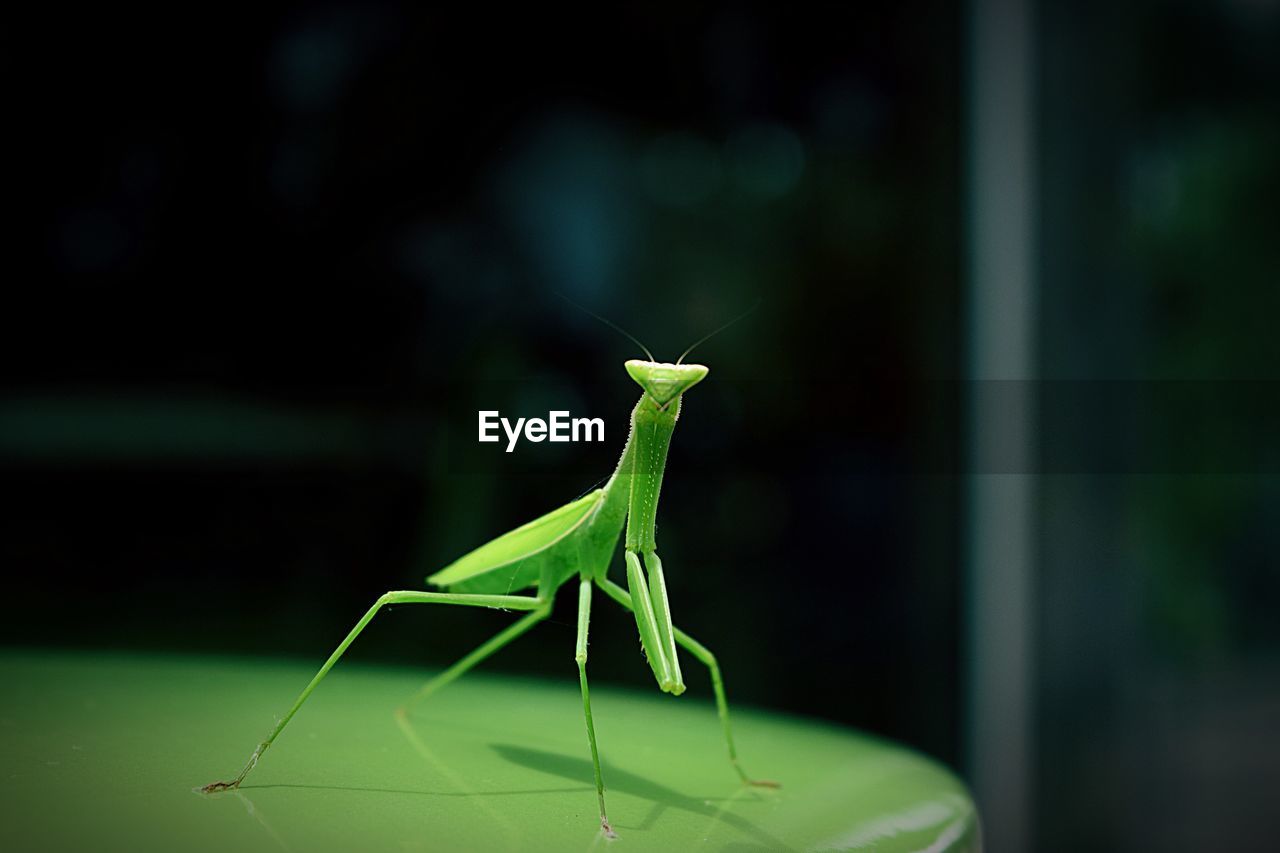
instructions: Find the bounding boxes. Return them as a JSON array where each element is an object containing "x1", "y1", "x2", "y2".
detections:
[{"x1": 427, "y1": 489, "x2": 604, "y2": 593}]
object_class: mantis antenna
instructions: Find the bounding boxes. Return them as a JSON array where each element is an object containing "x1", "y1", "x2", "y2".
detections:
[
  {"x1": 555, "y1": 292, "x2": 655, "y2": 362},
  {"x1": 676, "y1": 298, "x2": 761, "y2": 364}
]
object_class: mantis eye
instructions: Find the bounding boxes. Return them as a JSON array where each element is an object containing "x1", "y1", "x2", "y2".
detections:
[{"x1": 624, "y1": 360, "x2": 709, "y2": 405}]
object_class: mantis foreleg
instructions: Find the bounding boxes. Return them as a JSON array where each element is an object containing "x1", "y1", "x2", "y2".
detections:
[
  {"x1": 201, "y1": 590, "x2": 547, "y2": 793},
  {"x1": 641, "y1": 550, "x2": 683, "y2": 693},
  {"x1": 596, "y1": 578, "x2": 778, "y2": 788},
  {"x1": 624, "y1": 551, "x2": 673, "y2": 689}
]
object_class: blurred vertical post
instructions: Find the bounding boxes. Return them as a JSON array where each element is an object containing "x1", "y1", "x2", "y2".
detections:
[{"x1": 966, "y1": 0, "x2": 1037, "y2": 851}]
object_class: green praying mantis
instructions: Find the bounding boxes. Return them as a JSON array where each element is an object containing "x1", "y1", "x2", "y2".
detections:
[{"x1": 202, "y1": 333, "x2": 776, "y2": 838}]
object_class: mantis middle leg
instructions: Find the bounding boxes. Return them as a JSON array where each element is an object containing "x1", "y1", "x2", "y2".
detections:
[
  {"x1": 596, "y1": 577, "x2": 778, "y2": 788},
  {"x1": 202, "y1": 590, "x2": 547, "y2": 793},
  {"x1": 575, "y1": 577, "x2": 616, "y2": 838}
]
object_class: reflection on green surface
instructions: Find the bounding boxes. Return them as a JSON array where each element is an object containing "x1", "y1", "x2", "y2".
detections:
[{"x1": 0, "y1": 651, "x2": 977, "y2": 852}]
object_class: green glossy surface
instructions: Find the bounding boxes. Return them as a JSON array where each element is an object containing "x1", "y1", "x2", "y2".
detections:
[{"x1": 0, "y1": 651, "x2": 978, "y2": 852}]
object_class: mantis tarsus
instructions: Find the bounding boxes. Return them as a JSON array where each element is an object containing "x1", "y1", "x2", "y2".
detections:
[{"x1": 202, "y1": 356, "x2": 777, "y2": 838}]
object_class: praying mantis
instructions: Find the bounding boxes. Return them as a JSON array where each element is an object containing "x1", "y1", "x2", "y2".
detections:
[{"x1": 202, "y1": 345, "x2": 776, "y2": 838}]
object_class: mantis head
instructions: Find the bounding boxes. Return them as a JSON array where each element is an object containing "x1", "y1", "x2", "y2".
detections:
[{"x1": 625, "y1": 359, "x2": 709, "y2": 407}]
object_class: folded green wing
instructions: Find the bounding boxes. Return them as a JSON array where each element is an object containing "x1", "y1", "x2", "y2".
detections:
[{"x1": 427, "y1": 489, "x2": 604, "y2": 589}]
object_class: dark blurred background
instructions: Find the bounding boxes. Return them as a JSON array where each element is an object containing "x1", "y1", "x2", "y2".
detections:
[{"x1": 2, "y1": 2, "x2": 1277, "y2": 851}]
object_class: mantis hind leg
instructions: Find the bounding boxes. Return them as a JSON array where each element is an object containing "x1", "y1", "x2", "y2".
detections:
[
  {"x1": 596, "y1": 578, "x2": 778, "y2": 788},
  {"x1": 397, "y1": 605, "x2": 549, "y2": 719},
  {"x1": 200, "y1": 590, "x2": 547, "y2": 793}
]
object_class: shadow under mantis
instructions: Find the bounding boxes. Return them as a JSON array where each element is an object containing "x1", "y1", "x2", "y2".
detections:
[
  {"x1": 216, "y1": 707, "x2": 785, "y2": 849},
  {"x1": 490, "y1": 743, "x2": 787, "y2": 850}
]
